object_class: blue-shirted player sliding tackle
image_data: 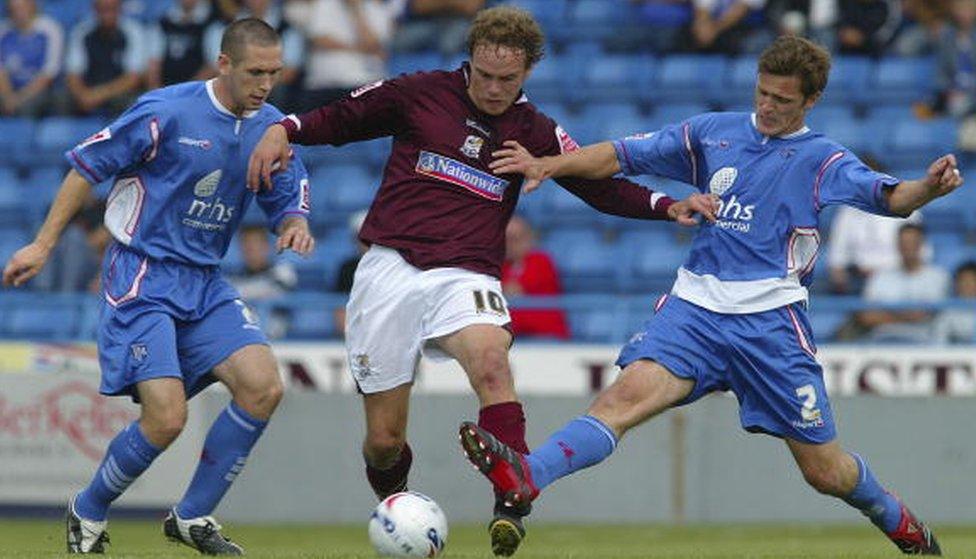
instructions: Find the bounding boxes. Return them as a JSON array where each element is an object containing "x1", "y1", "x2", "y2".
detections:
[
  {"x1": 2, "y1": 18, "x2": 313, "y2": 555},
  {"x1": 460, "y1": 35, "x2": 960, "y2": 556}
]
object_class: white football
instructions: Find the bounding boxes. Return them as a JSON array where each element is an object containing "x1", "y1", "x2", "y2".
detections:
[{"x1": 368, "y1": 491, "x2": 448, "y2": 557}]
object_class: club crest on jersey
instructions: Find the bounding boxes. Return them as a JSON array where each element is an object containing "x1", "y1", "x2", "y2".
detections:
[
  {"x1": 78, "y1": 127, "x2": 112, "y2": 149},
  {"x1": 416, "y1": 150, "x2": 509, "y2": 201},
  {"x1": 194, "y1": 169, "x2": 222, "y2": 197},
  {"x1": 459, "y1": 135, "x2": 484, "y2": 159},
  {"x1": 466, "y1": 118, "x2": 491, "y2": 137},
  {"x1": 709, "y1": 167, "x2": 738, "y2": 196}
]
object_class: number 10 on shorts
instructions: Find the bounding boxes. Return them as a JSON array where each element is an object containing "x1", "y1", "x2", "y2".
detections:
[{"x1": 473, "y1": 289, "x2": 506, "y2": 315}]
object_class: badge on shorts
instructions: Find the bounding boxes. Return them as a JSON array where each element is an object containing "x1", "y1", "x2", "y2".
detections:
[
  {"x1": 352, "y1": 353, "x2": 373, "y2": 379},
  {"x1": 130, "y1": 343, "x2": 148, "y2": 362}
]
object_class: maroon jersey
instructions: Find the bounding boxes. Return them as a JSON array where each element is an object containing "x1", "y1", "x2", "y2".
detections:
[{"x1": 281, "y1": 65, "x2": 675, "y2": 278}]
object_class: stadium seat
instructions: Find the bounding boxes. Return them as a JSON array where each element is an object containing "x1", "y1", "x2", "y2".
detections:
[
  {"x1": 286, "y1": 307, "x2": 335, "y2": 340},
  {"x1": 388, "y1": 52, "x2": 444, "y2": 77},
  {"x1": 524, "y1": 53, "x2": 577, "y2": 105},
  {"x1": 805, "y1": 105, "x2": 857, "y2": 134},
  {"x1": 580, "y1": 102, "x2": 646, "y2": 142},
  {"x1": 537, "y1": 182, "x2": 604, "y2": 229},
  {"x1": 123, "y1": 0, "x2": 174, "y2": 22},
  {"x1": 721, "y1": 56, "x2": 759, "y2": 107},
  {"x1": 6, "y1": 302, "x2": 80, "y2": 339},
  {"x1": 568, "y1": 307, "x2": 623, "y2": 343},
  {"x1": 543, "y1": 229, "x2": 620, "y2": 292},
  {"x1": 872, "y1": 56, "x2": 935, "y2": 106},
  {"x1": 311, "y1": 164, "x2": 378, "y2": 224},
  {"x1": 807, "y1": 310, "x2": 846, "y2": 342},
  {"x1": 23, "y1": 166, "x2": 65, "y2": 221},
  {"x1": 0, "y1": 167, "x2": 26, "y2": 227},
  {"x1": 818, "y1": 114, "x2": 869, "y2": 155},
  {"x1": 646, "y1": 102, "x2": 710, "y2": 130},
  {"x1": 0, "y1": 118, "x2": 35, "y2": 164},
  {"x1": 0, "y1": 227, "x2": 29, "y2": 265},
  {"x1": 884, "y1": 117, "x2": 957, "y2": 167},
  {"x1": 619, "y1": 230, "x2": 690, "y2": 293},
  {"x1": 654, "y1": 55, "x2": 726, "y2": 105},
  {"x1": 508, "y1": 0, "x2": 568, "y2": 31},
  {"x1": 923, "y1": 195, "x2": 974, "y2": 234},
  {"x1": 820, "y1": 56, "x2": 872, "y2": 108},
  {"x1": 34, "y1": 117, "x2": 105, "y2": 165},
  {"x1": 577, "y1": 54, "x2": 655, "y2": 105}
]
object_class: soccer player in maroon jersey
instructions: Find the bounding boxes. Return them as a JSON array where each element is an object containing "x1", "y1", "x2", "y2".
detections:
[{"x1": 247, "y1": 6, "x2": 716, "y2": 556}]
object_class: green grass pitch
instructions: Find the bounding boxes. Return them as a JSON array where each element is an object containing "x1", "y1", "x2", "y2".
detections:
[{"x1": 7, "y1": 520, "x2": 975, "y2": 558}]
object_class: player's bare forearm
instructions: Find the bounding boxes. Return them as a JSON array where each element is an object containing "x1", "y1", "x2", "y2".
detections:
[
  {"x1": 886, "y1": 154, "x2": 964, "y2": 216},
  {"x1": 3, "y1": 169, "x2": 91, "y2": 287},
  {"x1": 35, "y1": 169, "x2": 92, "y2": 250},
  {"x1": 548, "y1": 142, "x2": 621, "y2": 180}
]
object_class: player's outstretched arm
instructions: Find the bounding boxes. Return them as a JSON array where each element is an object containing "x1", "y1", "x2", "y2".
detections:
[
  {"x1": 275, "y1": 216, "x2": 315, "y2": 256},
  {"x1": 886, "y1": 154, "x2": 964, "y2": 216},
  {"x1": 247, "y1": 124, "x2": 291, "y2": 193},
  {"x1": 490, "y1": 141, "x2": 621, "y2": 193},
  {"x1": 2, "y1": 169, "x2": 91, "y2": 288},
  {"x1": 667, "y1": 193, "x2": 720, "y2": 226}
]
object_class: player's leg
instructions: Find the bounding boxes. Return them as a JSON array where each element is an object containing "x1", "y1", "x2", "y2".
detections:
[
  {"x1": 163, "y1": 296, "x2": 276, "y2": 556},
  {"x1": 69, "y1": 378, "x2": 183, "y2": 554},
  {"x1": 344, "y1": 246, "x2": 428, "y2": 500},
  {"x1": 69, "y1": 306, "x2": 183, "y2": 554},
  {"x1": 362, "y1": 384, "x2": 414, "y2": 499},
  {"x1": 437, "y1": 323, "x2": 526, "y2": 453},
  {"x1": 787, "y1": 439, "x2": 942, "y2": 555}
]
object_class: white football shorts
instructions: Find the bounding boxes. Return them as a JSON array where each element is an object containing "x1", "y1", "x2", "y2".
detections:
[{"x1": 345, "y1": 245, "x2": 512, "y2": 393}]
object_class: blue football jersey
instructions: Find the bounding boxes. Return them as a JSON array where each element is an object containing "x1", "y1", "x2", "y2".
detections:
[
  {"x1": 614, "y1": 112, "x2": 900, "y2": 313},
  {"x1": 67, "y1": 80, "x2": 310, "y2": 266}
]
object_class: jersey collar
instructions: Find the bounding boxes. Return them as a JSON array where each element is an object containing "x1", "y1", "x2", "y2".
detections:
[
  {"x1": 206, "y1": 79, "x2": 259, "y2": 119},
  {"x1": 750, "y1": 113, "x2": 809, "y2": 140}
]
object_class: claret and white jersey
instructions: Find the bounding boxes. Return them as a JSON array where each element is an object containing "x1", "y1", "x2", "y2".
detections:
[
  {"x1": 67, "y1": 79, "x2": 310, "y2": 267},
  {"x1": 613, "y1": 112, "x2": 900, "y2": 313}
]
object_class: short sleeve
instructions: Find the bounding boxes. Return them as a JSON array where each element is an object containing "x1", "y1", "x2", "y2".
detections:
[
  {"x1": 257, "y1": 153, "x2": 311, "y2": 231},
  {"x1": 65, "y1": 97, "x2": 165, "y2": 183},
  {"x1": 816, "y1": 150, "x2": 900, "y2": 216},
  {"x1": 612, "y1": 116, "x2": 704, "y2": 188}
]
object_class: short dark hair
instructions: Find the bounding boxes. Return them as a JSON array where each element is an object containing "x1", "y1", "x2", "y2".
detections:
[
  {"x1": 758, "y1": 35, "x2": 831, "y2": 99},
  {"x1": 220, "y1": 17, "x2": 279, "y2": 62},
  {"x1": 955, "y1": 260, "x2": 976, "y2": 279},
  {"x1": 467, "y1": 6, "x2": 545, "y2": 69}
]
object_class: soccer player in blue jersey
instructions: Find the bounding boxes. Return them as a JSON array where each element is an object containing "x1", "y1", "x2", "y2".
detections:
[
  {"x1": 2, "y1": 18, "x2": 313, "y2": 555},
  {"x1": 459, "y1": 35, "x2": 961, "y2": 556}
]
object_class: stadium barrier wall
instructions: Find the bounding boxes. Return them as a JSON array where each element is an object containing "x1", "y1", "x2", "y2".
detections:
[{"x1": 0, "y1": 342, "x2": 973, "y2": 523}]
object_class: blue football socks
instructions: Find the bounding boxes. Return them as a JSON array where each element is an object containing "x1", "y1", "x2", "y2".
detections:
[
  {"x1": 525, "y1": 415, "x2": 617, "y2": 490},
  {"x1": 74, "y1": 422, "x2": 161, "y2": 521},
  {"x1": 843, "y1": 452, "x2": 903, "y2": 532},
  {"x1": 176, "y1": 401, "x2": 267, "y2": 519}
]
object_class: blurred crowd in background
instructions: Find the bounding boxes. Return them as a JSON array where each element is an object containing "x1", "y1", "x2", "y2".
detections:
[{"x1": 2, "y1": 0, "x2": 976, "y2": 346}]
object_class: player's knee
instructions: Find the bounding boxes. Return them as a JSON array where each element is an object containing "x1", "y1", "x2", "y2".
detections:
[
  {"x1": 800, "y1": 463, "x2": 846, "y2": 496},
  {"x1": 236, "y1": 374, "x2": 284, "y2": 419},
  {"x1": 141, "y1": 406, "x2": 187, "y2": 448},
  {"x1": 471, "y1": 345, "x2": 511, "y2": 393}
]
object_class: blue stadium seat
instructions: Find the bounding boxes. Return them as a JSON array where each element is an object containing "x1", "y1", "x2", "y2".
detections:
[
  {"x1": 872, "y1": 57, "x2": 935, "y2": 106},
  {"x1": 311, "y1": 164, "x2": 378, "y2": 223},
  {"x1": 24, "y1": 166, "x2": 65, "y2": 220},
  {"x1": 287, "y1": 307, "x2": 335, "y2": 340},
  {"x1": 821, "y1": 56, "x2": 872, "y2": 108},
  {"x1": 0, "y1": 167, "x2": 25, "y2": 226},
  {"x1": 543, "y1": 229, "x2": 619, "y2": 292},
  {"x1": 646, "y1": 102, "x2": 710, "y2": 130},
  {"x1": 34, "y1": 117, "x2": 105, "y2": 165},
  {"x1": 819, "y1": 115, "x2": 870, "y2": 155},
  {"x1": 310, "y1": 227, "x2": 358, "y2": 290},
  {"x1": 807, "y1": 310, "x2": 846, "y2": 342},
  {"x1": 0, "y1": 118, "x2": 35, "y2": 164},
  {"x1": 577, "y1": 54, "x2": 655, "y2": 105},
  {"x1": 7, "y1": 302, "x2": 80, "y2": 339},
  {"x1": 923, "y1": 195, "x2": 973, "y2": 234},
  {"x1": 524, "y1": 54, "x2": 577, "y2": 105},
  {"x1": 619, "y1": 230, "x2": 689, "y2": 293},
  {"x1": 805, "y1": 105, "x2": 857, "y2": 133},
  {"x1": 721, "y1": 56, "x2": 759, "y2": 107},
  {"x1": 388, "y1": 52, "x2": 444, "y2": 77},
  {"x1": 580, "y1": 102, "x2": 646, "y2": 142},
  {"x1": 508, "y1": 0, "x2": 568, "y2": 31},
  {"x1": 123, "y1": 0, "x2": 174, "y2": 22},
  {"x1": 884, "y1": 117, "x2": 957, "y2": 167},
  {"x1": 44, "y1": 0, "x2": 92, "y2": 30},
  {"x1": 0, "y1": 227, "x2": 29, "y2": 265},
  {"x1": 654, "y1": 55, "x2": 726, "y2": 105},
  {"x1": 568, "y1": 307, "x2": 622, "y2": 343},
  {"x1": 537, "y1": 182, "x2": 603, "y2": 228}
]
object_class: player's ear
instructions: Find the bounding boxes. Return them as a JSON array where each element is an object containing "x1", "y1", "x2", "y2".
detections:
[
  {"x1": 803, "y1": 92, "x2": 821, "y2": 111},
  {"x1": 217, "y1": 53, "x2": 232, "y2": 76}
]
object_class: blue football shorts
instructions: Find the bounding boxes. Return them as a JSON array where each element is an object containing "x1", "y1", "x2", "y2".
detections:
[
  {"x1": 97, "y1": 243, "x2": 268, "y2": 401},
  {"x1": 616, "y1": 295, "x2": 836, "y2": 444}
]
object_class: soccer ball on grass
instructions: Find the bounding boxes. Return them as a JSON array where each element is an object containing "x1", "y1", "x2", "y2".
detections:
[{"x1": 368, "y1": 491, "x2": 448, "y2": 557}]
